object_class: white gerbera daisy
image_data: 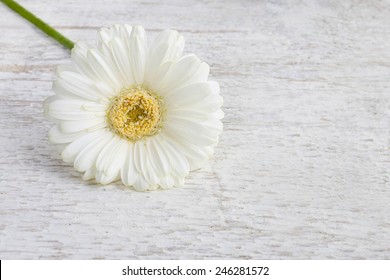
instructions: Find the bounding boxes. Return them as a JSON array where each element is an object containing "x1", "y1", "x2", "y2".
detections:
[{"x1": 44, "y1": 24, "x2": 223, "y2": 191}]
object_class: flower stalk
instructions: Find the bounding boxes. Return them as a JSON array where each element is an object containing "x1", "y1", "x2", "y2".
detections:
[{"x1": 1, "y1": 0, "x2": 74, "y2": 49}]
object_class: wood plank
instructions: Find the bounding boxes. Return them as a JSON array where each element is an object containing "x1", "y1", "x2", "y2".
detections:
[{"x1": 1, "y1": 0, "x2": 390, "y2": 259}]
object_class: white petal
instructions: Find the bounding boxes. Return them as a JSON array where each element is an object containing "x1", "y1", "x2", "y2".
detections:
[
  {"x1": 164, "y1": 82, "x2": 211, "y2": 107},
  {"x1": 146, "y1": 60, "x2": 173, "y2": 92},
  {"x1": 120, "y1": 143, "x2": 137, "y2": 186},
  {"x1": 95, "y1": 81, "x2": 115, "y2": 98},
  {"x1": 157, "y1": 54, "x2": 201, "y2": 94},
  {"x1": 173, "y1": 176, "x2": 185, "y2": 187},
  {"x1": 164, "y1": 117, "x2": 219, "y2": 146},
  {"x1": 164, "y1": 81, "x2": 222, "y2": 113},
  {"x1": 49, "y1": 125, "x2": 85, "y2": 144},
  {"x1": 95, "y1": 136, "x2": 126, "y2": 176},
  {"x1": 44, "y1": 95, "x2": 61, "y2": 123},
  {"x1": 202, "y1": 118, "x2": 223, "y2": 134},
  {"x1": 104, "y1": 139, "x2": 129, "y2": 176},
  {"x1": 55, "y1": 144, "x2": 67, "y2": 154},
  {"x1": 133, "y1": 140, "x2": 147, "y2": 174},
  {"x1": 59, "y1": 118, "x2": 106, "y2": 134},
  {"x1": 82, "y1": 102, "x2": 107, "y2": 112},
  {"x1": 109, "y1": 37, "x2": 134, "y2": 85},
  {"x1": 61, "y1": 129, "x2": 108, "y2": 163},
  {"x1": 47, "y1": 99, "x2": 105, "y2": 121},
  {"x1": 95, "y1": 170, "x2": 119, "y2": 185},
  {"x1": 129, "y1": 25, "x2": 147, "y2": 84},
  {"x1": 110, "y1": 24, "x2": 132, "y2": 41},
  {"x1": 55, "y1": 64, "x2": 79, "y2": 78},
  {"x1": 96, "y1": 41, "x2": 127, "y2": 87},
  {"x1": 143, "y1": 140, "x2": 160, "y2": 184},
  {"x1": 82, "y1": 167, "x2": 96, "y2": 181},
  {"x1": 97, "y1": 27, "x2": 111, "y2": 44},
  {"x1": 118, "y1": 24, "x2": 133, "y2": 41},
  {"x1": 74, "y1": 132, "x2": 113, "y2": 172},
  {"x1": 145, "y1": 167, "x2": 159, "y2": 186},
  {"x1": 71, "y1": 41, "x2": 99, "y2": 81},
  {"x1": 147, "y1": 136, "x2": 171, "y2": 177},
  {"x1": 96, "y1": 134, "x2": 120, "y2": 175},
  {"x1": 161, "y1": 139, "x2": 189, "y2": 177},
  {"x1": 145, "y1": 29, "x2": 185, "y2": 86},
  {"x1": 87, "y1": 48, "x2": 121, "y2": 91},
  {"x1": 159, "y1": 175, "x2": 175, "y2": 189},
  {"x1": 184, "y1": 94, "x2": 224, "y2": 113},
  {"x1": 133, "y1": 140, "x2": 161, "y2": 186},
  {"x1": 109, "y1": 24, "x2": 122, "y2": 39},
  {"x1": 133, "y1": 174, "x2": 149, "y2": 191},
  {"x1": 178, "y1": 62, "x2": 210, "y2": 86},
  {"x1": 168, "y1": 108, "x2": 209, "y2": 121},
  {"x1": 53, "y1": 74, "x2": 105, "y2": 102},
  {"x1": 196, "y1": 62, "x2": 210, "y2": 81},
  {"x1": 97, "y1": 24, "x2": 133, "y2": 46},
  {"x1": 211, "y1": 109, "x2": 224, "y2": 120},
  {"x1": 208, "y1": 80, "x2": 220, "y2": 95},
  {"x1": 151, "y1": 29, "x2": 184, "y2": 62},
  {"x1": 164, "y1": 134, "x2": 210, "y2": 170},
  {"x1": 147, "y1": 183, "x2": 159, "y2": 191}
]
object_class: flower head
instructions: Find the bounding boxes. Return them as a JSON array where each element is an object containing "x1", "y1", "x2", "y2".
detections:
[{"x1": 44, "y1": 24, "x2": 223, "y2": 191}]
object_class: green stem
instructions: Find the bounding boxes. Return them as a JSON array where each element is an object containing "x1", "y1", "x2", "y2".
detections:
[{"x1": 1, "y1": 0, "x2": 74, "y2": 49}]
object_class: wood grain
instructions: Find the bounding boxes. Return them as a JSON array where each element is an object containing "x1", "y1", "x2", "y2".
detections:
[{"x1": 1, "y1": 0, "x2": 390, "y2": 259}]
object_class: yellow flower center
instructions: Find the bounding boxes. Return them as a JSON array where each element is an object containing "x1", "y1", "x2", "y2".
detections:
[{"x1": 106, "y1": 85, "x2": 162, "y2": 142}]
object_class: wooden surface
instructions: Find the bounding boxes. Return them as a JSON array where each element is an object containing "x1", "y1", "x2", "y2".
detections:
[{"x1": 1, "y1": 0, "x2": 390, "y2": 259}]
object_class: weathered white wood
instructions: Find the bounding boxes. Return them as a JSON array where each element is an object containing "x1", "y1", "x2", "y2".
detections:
[{"x1": 1, "y1": 0, "x2": 390, "y2": 259}]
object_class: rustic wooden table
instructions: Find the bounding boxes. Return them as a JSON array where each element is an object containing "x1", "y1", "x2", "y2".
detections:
[{"x1": 1, "y1": 0, "x2": 390, "y2": 259}]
